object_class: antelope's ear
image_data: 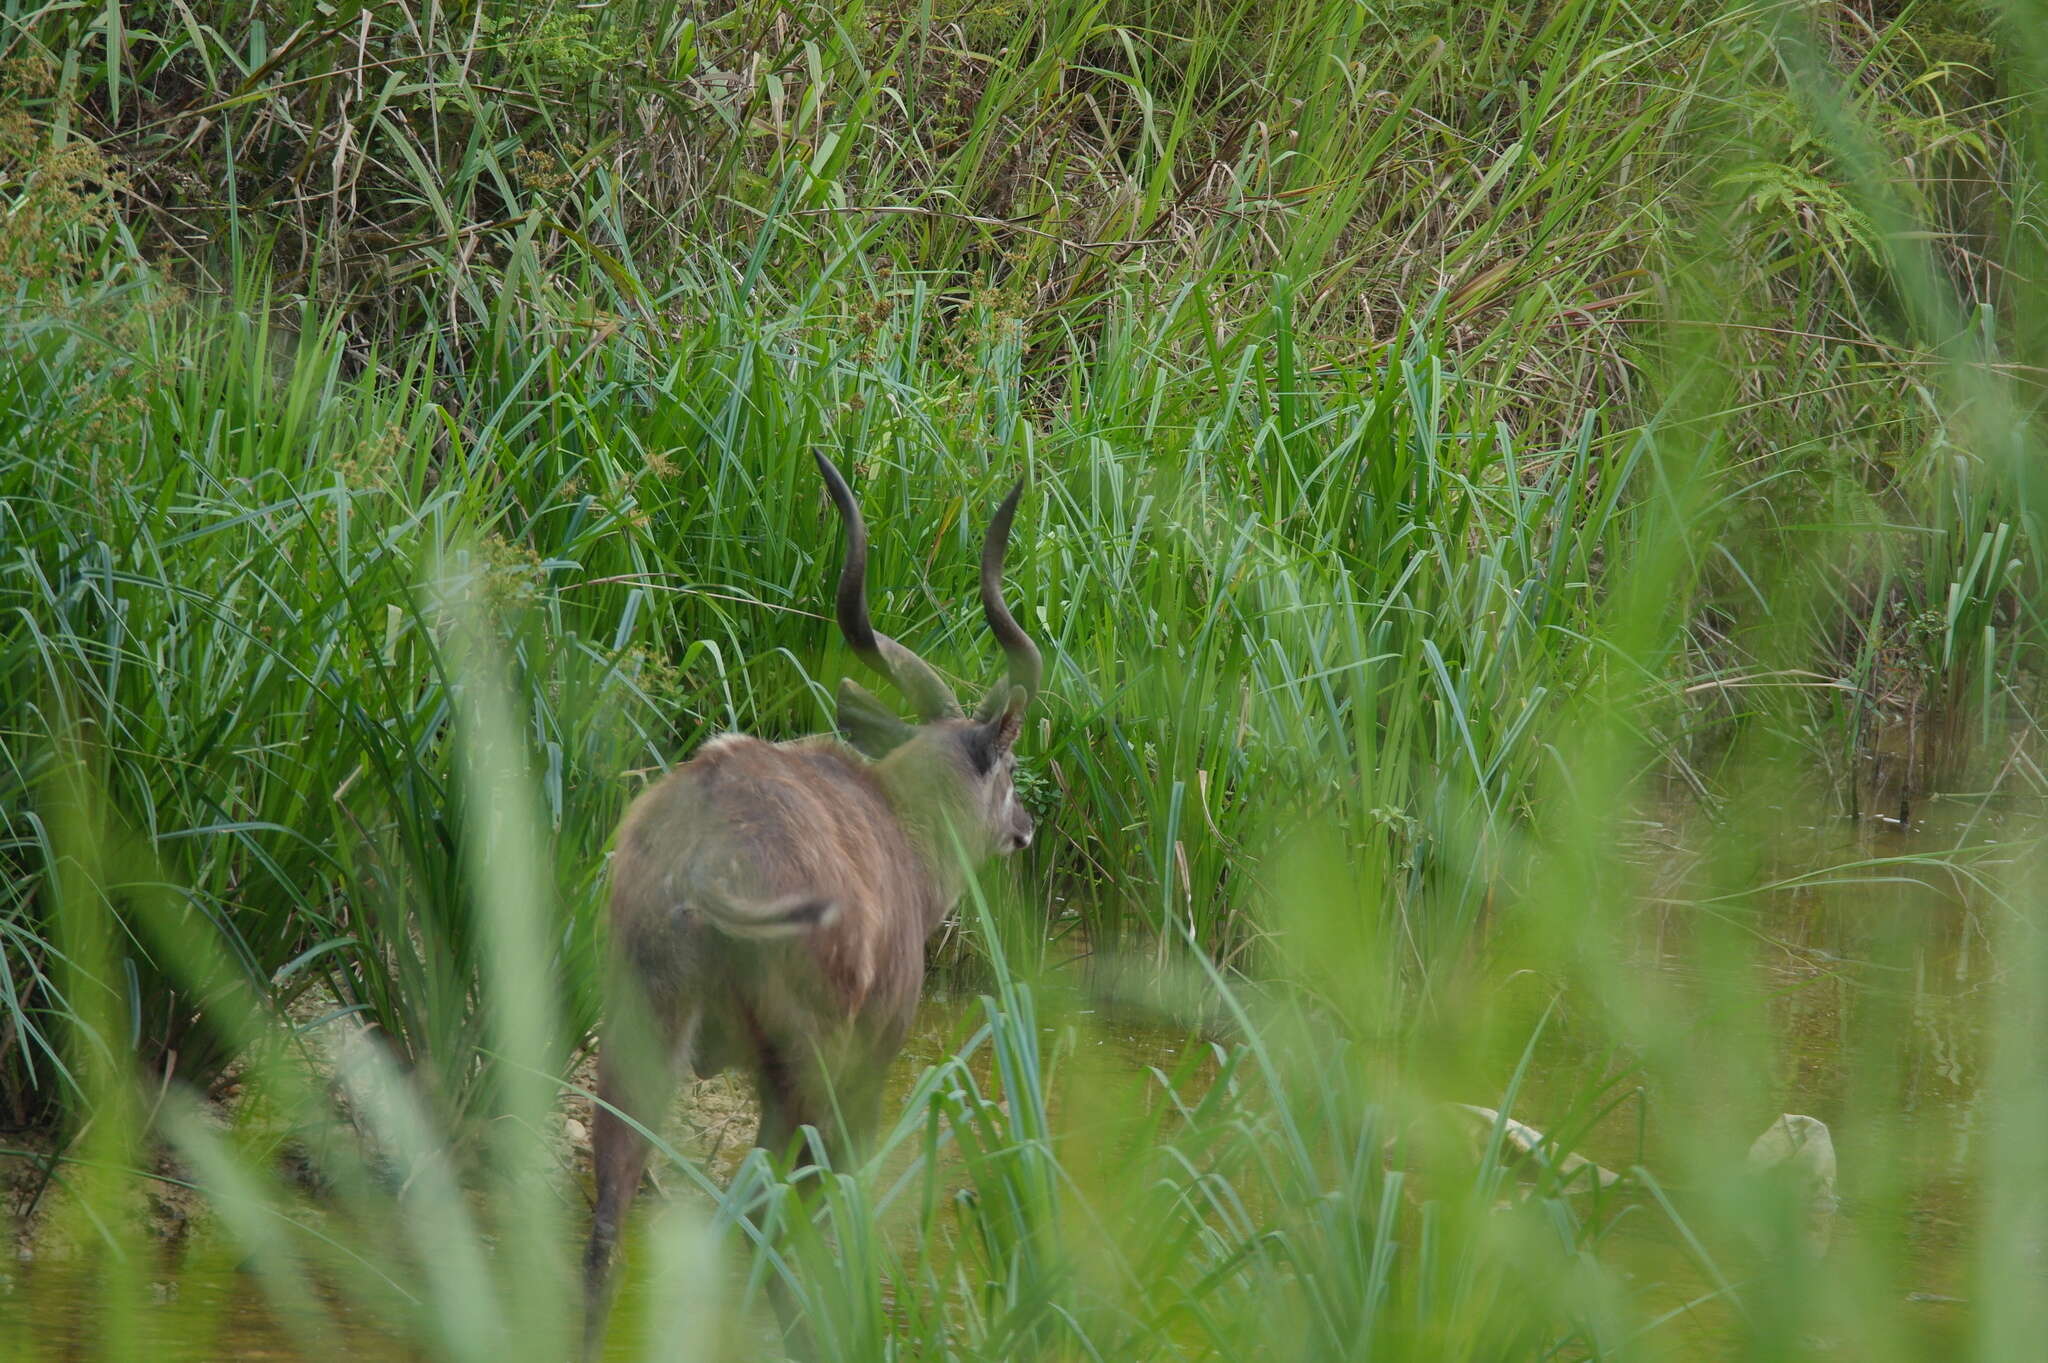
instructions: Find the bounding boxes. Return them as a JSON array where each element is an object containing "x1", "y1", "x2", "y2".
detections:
[
  {"x1": 973, "y1": 680, "x2": 1030, "y2": 727},
  {"x1": 836, "y1": 679, "x2": 915, "y2": 758},
  {"x1": 970, "y1": 684, "x2": 1028, "y2": 762}
]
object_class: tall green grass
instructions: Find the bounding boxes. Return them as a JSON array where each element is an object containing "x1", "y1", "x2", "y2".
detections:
[{"x1": 2, "y1": 0, "x2": 2046, "y2": 1360}]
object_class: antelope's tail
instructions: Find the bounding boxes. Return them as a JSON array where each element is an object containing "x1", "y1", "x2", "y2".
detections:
[{"x1": 695, "y1": 887, "x2": 840, "y2": 940}]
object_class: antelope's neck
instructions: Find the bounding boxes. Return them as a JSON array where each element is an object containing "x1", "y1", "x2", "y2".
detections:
[{"x1": 872, "y1": 763, "x2": 976, "y2": 932}]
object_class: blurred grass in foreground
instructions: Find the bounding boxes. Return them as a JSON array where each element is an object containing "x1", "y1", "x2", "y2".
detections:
[{"x1": 3, "y1": 0, "x2": 2047, "y2": 1359}]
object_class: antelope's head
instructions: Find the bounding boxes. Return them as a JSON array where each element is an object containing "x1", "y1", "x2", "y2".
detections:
[{"x1": 814, "y1": 452, "x2": 1043, "y2": 861}]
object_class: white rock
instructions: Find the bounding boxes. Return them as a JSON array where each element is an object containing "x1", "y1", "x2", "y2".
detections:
[{"x1": 1747, "y1": 1113, "x2": 1839, "y2": 1256}]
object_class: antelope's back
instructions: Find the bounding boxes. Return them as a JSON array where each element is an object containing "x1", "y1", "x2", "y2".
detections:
[{"x1": 608, "y1": 733, "x2": 935, "y2": 1018}]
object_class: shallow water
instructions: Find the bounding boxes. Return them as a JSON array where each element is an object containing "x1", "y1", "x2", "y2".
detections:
[
  {"x1": 1582, "y1": 792, "x2": 2003, "y2": 1354},
  {"x1": 0, "y1": 796, "x2": 2011, "y2": 1360}
]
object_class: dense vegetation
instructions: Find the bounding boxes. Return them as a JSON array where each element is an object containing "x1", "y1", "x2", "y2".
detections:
[{"x1": 3, "y1": 1, "x2": 2045, "y2": 1359}]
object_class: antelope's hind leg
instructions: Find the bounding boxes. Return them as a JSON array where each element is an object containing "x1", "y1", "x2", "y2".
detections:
[
  {"x1": 582, "y1": 996, "x2": 699, "y2": 1354},
  {"x1": 744, "y1": 1040, "x2": 851, "y2": 1361}
]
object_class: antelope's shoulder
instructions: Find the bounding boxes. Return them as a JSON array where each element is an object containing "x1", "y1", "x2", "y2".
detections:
[
  {"x1": 690, "y1": 730, "x2": 759, "y2": 761},
  {"x1": 655, "y1": 732, "x2": 883, "y2": 825},
  {"x1": 680, "y1": 730, "x2": 868, "y2": 778},
  {"x1": 685, "y1": 729, "x2": 859, "y2": 761},
  {"x1": 613, "y1": 733, "x2": 771, "y2": 840}
]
